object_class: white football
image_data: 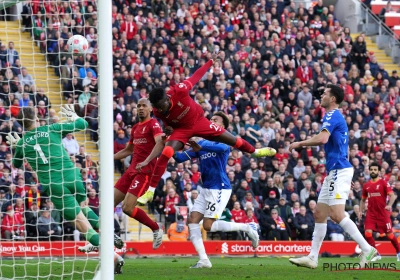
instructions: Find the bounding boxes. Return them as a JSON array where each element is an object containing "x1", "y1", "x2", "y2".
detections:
[{"x1": 67, "y1": 35, "x2": 88, "y2": 55}]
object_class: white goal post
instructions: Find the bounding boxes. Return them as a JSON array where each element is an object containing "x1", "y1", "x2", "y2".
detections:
[{"x1": 97, "y1": 0, "x2": 115, "y2": 278}]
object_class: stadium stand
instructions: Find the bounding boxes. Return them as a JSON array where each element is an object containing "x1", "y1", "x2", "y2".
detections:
[{"x1": 1, "y1": 0, "x2": 400, "y2": 244}]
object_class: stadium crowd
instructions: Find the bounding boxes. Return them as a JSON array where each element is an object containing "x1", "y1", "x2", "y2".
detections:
[{"x1": 0, "y1": 0, "x2": 400, "y2": 242}]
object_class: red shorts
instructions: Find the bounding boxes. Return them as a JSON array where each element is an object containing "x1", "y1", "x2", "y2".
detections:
[
  {"x1": 364, "y1": 213, "x2": 393, "y2": 234},
  {"x1": 114, "y1": 169, "x2": 150, "y2": 198},
  {"x1": 168, "y1": 117, "x2": 226, "y2": 144}
]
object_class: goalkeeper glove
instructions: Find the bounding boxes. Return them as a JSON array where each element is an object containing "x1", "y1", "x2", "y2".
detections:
[
  {"x1": 59, "y1": 104, "x2": 80, "y2": 122},
  {"x1": 6, "y1": 132, "x2": 21, "y2": 150}
]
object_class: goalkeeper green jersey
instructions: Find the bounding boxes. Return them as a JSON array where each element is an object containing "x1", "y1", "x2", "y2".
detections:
[{"x1": 12, "y1": 118, "x2": 88, "y2": 187}]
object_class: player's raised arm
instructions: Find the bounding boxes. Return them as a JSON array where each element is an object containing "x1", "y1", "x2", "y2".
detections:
[
  {"x1": 7, "y1": 132, "x2": 23, "y2": 168},
  {"x1": 184, "y1": 52, "x2": 221, "y2": 90},
  {"x1": 50, "y1": 105, "x2": 88, "y2": 134}
]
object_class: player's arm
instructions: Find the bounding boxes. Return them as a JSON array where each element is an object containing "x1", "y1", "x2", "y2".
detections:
[
  {"x1": 12, "y1": 145, "x2": 24, "y2": 169},
  {"x1": 174, "y1": 148, "x2": 197, "y2": 163},
  {"x1": 289, "y1": 130, "x2": 329, "y2": 151},
  {"x1": 386, "y1": 191, "x2": 397, "y2": 211},
  {"x1": 137, "y1": 134, "x2": 166, "y2": 170},
  {"x1": 184, "y1": 53, "x2": 219, "y2": 90},
  {"x1": 52, "y1": 105, "x2": 88, "y2": 135},
  {"x1": 114, "y1": 143, "x2": 134, "y2": 161},
  {"x1": 191, "y1": 140, "x2": 229, "y2": 154}
]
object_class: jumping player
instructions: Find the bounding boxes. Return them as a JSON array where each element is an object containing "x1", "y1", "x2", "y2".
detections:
[
  {"x1": 114, "y1": 98, "x2": 164, "y2": 251},
  {"x1": 137, "y1": 52, "x2": 276, "y2": 204},
  {"x1": 288, "y1": 85, "x2": 377, "y2": 269},
  {"x1": 360, "y1": 162, "x2": 399, "y2": 261},
  {"x1": 173, "y1": 112, "x2": 259, "y2": 268},
  {"x1": 7, "y1": 106, "x2": 124, "y2": 259}
]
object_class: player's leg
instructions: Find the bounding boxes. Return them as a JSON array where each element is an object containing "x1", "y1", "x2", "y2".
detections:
[
  {"x1": 289, "y1": 174, "x2": 331, "y2": 268},
  {"x1": 187, "y1": 191, "x2": 211, "y2": 268},
  {"x1": 50, "y1": 189, "x2": 100, "y2": 250},
  {"x1": 122, "y1": 173, "x2": 163, "y2": 249},
  {"x1": 138, "y1": 134, "x2": 186, "y2": 204},
  {"x1": 328, "y1": 168, "x2": 376, "y2": 267},
  {"x1": 204, "y1": 189, "x2": 259, "y2": 248},
  {"x1": 380, "y1": 217, "x2": 400, "y2": 260},
  {"x1": 197, "y1": 118, "x2": 276, "y2": 158}
]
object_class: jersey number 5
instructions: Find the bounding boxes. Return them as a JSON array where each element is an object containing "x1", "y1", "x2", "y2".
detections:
[
  {"x1": 329, "y1": 182, "x2": 334, "y2": 192},
  {"x1": 33, "y1": 144, "x2": 49, "y2": 164}
]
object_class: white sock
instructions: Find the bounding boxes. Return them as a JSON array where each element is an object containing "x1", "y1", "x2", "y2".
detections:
[
  {"x1": 339, "y1": 217, "x2": 370, "y2": 252},
  {"x1": 148, "y1": 187, "x2": 155, "y2": 192},
  {"x1": 308, "y1": 223, "x2": 327, "y2": 261},
  {"x1": 189, "y1": 224, "x2": 208, "y2": 260},
  {"x1": 210, "y1": 220, "x2": 249, "y2": 232}
]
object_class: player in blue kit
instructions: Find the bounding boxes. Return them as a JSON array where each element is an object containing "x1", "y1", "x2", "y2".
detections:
[
  {"x1": 173, "y1": 112, "x2": 259, "y2": 268},
  {"x1": 288, "y1": 84, "x2": 377, "y2": 269}
]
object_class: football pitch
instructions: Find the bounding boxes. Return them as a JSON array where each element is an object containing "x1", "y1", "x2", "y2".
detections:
[{"x1": 2, "y1": 257, "x2": 400, "y2": 280}]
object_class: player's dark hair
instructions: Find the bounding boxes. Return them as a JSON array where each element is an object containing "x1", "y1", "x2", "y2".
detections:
[
  {"x1": 17, "y1": 107, "x2": 36, "y2": 130},
  {"x1": 369, "y1": 162, "x2": 380, "y2": 170},
  {"x1": 327, "y1": 84, "x2": 344, "y2": 104},
  {"x1": 213, "y1": 111, "x2": 230, "y2": 129},
  {"x1": 148, "y1": 88, "x2": 166, "y2": 106}
]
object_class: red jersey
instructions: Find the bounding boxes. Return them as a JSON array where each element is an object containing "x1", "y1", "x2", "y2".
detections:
[
  {"x1": 231, "y1": 209, "x2": 246, "y2": 223},
  {"x1": 153, "y1": 60, "x2": 213, "y2": 128},
  {"x1": 362, "y1": 179, "x2": 392, "y2": 218},
  {"x1": 128, "y1": 118, "x2": 163, "y2": 173}
]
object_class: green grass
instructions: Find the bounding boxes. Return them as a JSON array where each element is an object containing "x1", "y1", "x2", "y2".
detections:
[{"x1": 1, "y1": 257, "x2": 400, "y2": 279}]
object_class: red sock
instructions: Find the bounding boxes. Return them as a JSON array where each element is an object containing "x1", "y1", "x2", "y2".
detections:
[
  {"x1": 149, "y1": 146, "x2": 174, "y2": 187},
  {"x1": 131, "y1": 207, "x2": 159, "y2": 231},
  {"x1": 388, "y1": 233, "x2": 400, "y2": 253},
  {"x1": 365, "y1": 232, "x2": 375, "y2": 247},
  {"x1": 234, "y1": 137, "x2": 255, "y2": 154}
]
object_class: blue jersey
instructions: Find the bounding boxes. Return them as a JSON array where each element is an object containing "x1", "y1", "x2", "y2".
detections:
[
  {"x1": 174, "y1": 140, "x2": 231, "y2": 190},
  {"x1": 320, "y1": 109, "x2": 352, "y2": 172}
]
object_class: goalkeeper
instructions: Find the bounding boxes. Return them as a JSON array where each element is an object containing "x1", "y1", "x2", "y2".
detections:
[{"x1": 8, "y1": 105, "x2": 122, "y2": 252}]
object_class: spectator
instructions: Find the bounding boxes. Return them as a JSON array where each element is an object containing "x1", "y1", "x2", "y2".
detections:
[
  {"x1": 167, "y1": 215, "x2": 189, "y2": 241},
  {"x1": 114, "y1": 130, "x2": 128, "y2": 173},
  {"x1": 1, "y1": 205, "x2": 24, "y2": 240},
  {"x1": 240, "y1": 191, "x2": 259, "y2": 210},
  {"x1": 25, "y1": 202, "x2": 39, "y2": 240},
  {"x1": 17, "y1": 67, "x2": 34, "y2": 88},
  {"x1": 293, "y1": 206, "x2": 314, "y2": 240},
  {"x1": 37, "y1": 207, "x2": 61, "y2": 241},
  {"x1": 62, "y1": 133, "x2": 79, "y2": 155},
  {"x1": 231, "y1": 201, "x2": 246, "y2": 223},
  {"x1": 327, "y1": 219, "x2": 345, "y2": 241},
  {"x1": 264, "y1": 209, "x2": 291, "y2": 241}
]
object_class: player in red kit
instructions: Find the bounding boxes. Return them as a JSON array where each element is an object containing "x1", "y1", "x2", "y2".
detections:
[
  {"x1": 113, "y1": 98, "x2": 164, "y2": 256},
  {"x1": 137, "y1": 52, "x2": 276, "y2": 204},
  {"x1": 360, "y1": 162, "x2": 400, "y2": 261}
]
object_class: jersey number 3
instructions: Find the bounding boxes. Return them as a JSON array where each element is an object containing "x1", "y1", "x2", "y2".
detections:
[{"x1": 34, "y1": 144, "x2": 49, "y2": 164}]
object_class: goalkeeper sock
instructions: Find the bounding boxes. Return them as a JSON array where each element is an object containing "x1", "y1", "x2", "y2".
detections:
[
  {"x1": 189, "y1": 224, "x2": 208, "y2": 260},
  {"x1": 308, "y1": 223, "x2": 327, "y2": 261},
  {"x1": 82, "y1": 207, "x2": 100, "y2": 230},
  {"x1": 210, "y1": 220, "x2": 248, "y2": 232},
  {"x1": 86, "y1": 228, "x2": 99, "y2": 246},
  {"x1": 131, "y1": 207, "x2": 159, "y2": 231},
  {"x1": 339, "y1": 217, "x2": 371, "y2": 252},
  {"x1": 234, "y1": 137, "x2": 255, "y2": 154},
  {"x1": 148, "y1": 146, "x2": 174, "y2": 188}
]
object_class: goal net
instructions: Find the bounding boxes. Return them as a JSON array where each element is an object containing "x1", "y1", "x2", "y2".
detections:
[{"x1": 0, "y1": 2, "x2": 108, "y2": 279}]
